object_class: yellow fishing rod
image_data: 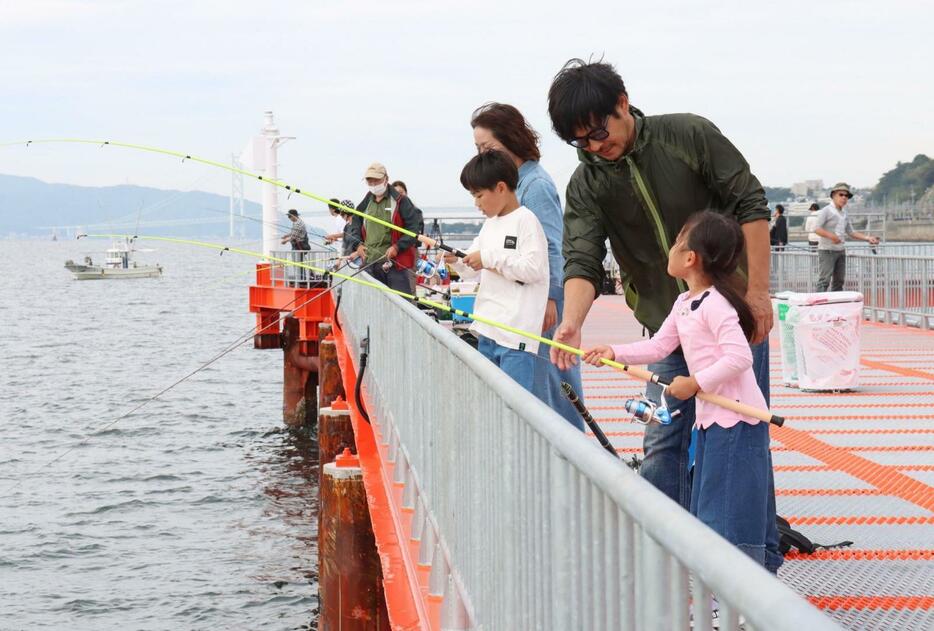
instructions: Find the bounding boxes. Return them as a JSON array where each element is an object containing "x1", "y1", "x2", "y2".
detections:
[
  {"x1": 82, "y1": 233, "x2": 786, "y2": 426},
  {"x1": 6, "y1": 138, "x2": 469, "y2": 258}
]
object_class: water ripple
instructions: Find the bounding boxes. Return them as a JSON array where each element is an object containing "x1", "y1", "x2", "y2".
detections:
[{"x1": 0, "y1": 241, "x2": 319, "y2": 629}]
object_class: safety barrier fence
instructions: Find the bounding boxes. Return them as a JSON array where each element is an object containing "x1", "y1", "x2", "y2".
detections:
[
  {"x1": 269, "y1": 249, "x2": 334, "y2": 287},
  {"x1": 770, "y1": 250, "x2": 934, "y2": 329},
  {"x1": 338, "y1": 275, "x2": 839, "y2": 630}
]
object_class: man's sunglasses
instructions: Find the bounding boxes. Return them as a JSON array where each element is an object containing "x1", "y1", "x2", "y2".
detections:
[{"x1": 567, "y1": 116, "x2": 610, "y2": 149}]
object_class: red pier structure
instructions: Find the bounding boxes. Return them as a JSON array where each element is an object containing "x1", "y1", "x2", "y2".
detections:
[{"x1": 248, "y1": 261, "x2": 334, "y2": 427}]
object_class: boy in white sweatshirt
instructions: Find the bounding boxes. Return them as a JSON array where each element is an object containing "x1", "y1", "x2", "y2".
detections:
[{"x1": 445, "y1": 150, "x2": 549, "y2": 392}]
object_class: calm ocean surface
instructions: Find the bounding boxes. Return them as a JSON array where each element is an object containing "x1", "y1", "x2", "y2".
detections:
[{"x1": 0, "y1": 239, "x2": 319, "y2": 630}]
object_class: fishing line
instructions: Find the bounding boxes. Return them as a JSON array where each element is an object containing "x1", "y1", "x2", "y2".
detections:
[
  {"x1": 4, "y1": 138, "x2": 468, "y2": 257},
  {"x1": 92, "y1": 170, "x2": 221, "y2": 228},
  {"x1": 1, "y1": 253, "x2": 387, "y2": 493},
  {"x1": 83, "y1": 233, "x2": 783, "y2": 425},
  {"x1": 198, "y1": 206, "x2": 292, "y2": 233}
]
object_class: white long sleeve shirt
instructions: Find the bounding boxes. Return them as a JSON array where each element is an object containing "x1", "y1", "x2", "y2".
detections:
[
  {"x1": 804, "y1": 213, "x2": 820, "y2": 243},
  {"x1": 452, "y1": 206, "x2": 548, "y2": 353}
]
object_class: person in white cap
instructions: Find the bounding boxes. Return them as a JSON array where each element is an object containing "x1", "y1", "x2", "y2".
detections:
[
  {"x1": 352, "y1": 162, "x2": 423, "y2": 293},
  {"x1": 814, "y1": 182, "x2": 879, "y2": 292}
]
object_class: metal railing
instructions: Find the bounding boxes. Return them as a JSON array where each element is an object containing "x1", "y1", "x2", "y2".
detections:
[
  {"x1": 338, "y1": 274, "x2": 838, "y2": 631},
  {"x1": 770, "y1": 249, "x2": 934, "y2": 329},
  {"x1": 269, "y1": 248, "x2": 335, "y2": 287},
  {"x1": 779, "y1": 242, "x2": 934, "y2": 256}
]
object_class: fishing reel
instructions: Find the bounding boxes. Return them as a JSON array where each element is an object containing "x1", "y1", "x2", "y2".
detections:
[
  {"x1": 624, "y1": 387, "x2": 681, "y2": 426},
  {"x1": 329, "y1": 255, "x2": 363, "y2": 272}
]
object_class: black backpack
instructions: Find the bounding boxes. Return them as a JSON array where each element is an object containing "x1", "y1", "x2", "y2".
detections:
[{"x1": 776, "y1": 515, "x2": 853, "y2": 555}]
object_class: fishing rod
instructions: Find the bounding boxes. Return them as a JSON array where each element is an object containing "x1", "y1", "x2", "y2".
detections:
[
  {"x1": 5, "y1": 138, "x2": 470, "y2": 258},
  {"x1": 562, "y1": 382, "x2": 616, "y2": 457},
  {"x1": 81, "y1": 233, "x2": 786, "y2": 427},
  {"x1": 561, "y1": 382, "x2": 644, "y2": 471}
]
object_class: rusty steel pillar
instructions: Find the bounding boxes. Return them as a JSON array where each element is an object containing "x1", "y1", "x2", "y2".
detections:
[
  {"x1": 319, "y1": 449, "x2": 388, "y2": 630},
  {"x1": 318, "y1": 398, "x2": 355, "y2": 489},
  {"x1": 282, "y1": 316, "x2": 319, "y2": 428},
  {"x1": 318, "y1": 322, "x2": 345, "y2": 411}
]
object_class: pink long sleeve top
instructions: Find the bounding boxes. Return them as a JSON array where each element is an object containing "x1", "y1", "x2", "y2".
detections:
[{"x1": 610, "y1": 288, "x2": 767, "y2": 429}]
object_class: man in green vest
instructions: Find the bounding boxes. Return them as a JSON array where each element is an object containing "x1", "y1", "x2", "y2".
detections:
[{"x1": 353, "y1": 162, "x2": 422, "y2": 293}]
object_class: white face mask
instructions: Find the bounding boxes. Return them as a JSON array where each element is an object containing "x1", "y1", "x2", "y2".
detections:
[{"x1": 368, "y1": 182, "x2": 388, "y2": 196}]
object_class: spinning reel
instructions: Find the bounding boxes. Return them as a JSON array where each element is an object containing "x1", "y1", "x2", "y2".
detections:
[
  {"x1": 624, "y1": 386, "x2": 682, "y2": 426},
  {"x1": 329, "y1": 254, "x2": 364, "y2": 272}
]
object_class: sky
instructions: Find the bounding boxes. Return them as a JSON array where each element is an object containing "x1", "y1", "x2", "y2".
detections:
[{"x1": 1, "y1": 0, "x2": 931, "y2": 213}]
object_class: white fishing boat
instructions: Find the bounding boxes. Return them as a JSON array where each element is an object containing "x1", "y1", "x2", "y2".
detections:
[{"x1": 65, "y1": 238, "x2": 162, "y2": 280}]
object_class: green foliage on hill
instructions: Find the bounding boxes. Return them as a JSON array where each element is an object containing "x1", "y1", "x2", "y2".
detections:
[
  {"x1": 871, "y1": 154, "x2": 934, "y2": 204},
  {"x1": 763, "y1": 186, "x2": 792, "y2": 204}
]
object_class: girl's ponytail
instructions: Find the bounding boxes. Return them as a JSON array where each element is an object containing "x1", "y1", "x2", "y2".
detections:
[{"x1": 684, "y1": 212, "x2": 756, "y2": 341}]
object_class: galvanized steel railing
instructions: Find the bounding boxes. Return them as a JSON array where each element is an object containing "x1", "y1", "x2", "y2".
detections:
[
  {"x1": 770, "y1": 249, "x2": 934, "y2": 329},
  {"x1": 269, "y1": 248, "x2": 335, "y2": 287},
  {"x1": 338, "y1": 275, "x2": 839, "y2": 631}
]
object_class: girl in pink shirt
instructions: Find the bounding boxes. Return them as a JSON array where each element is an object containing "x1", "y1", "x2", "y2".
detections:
[{"x1": 583, "y1": 211, "x2": 775, "y2": 569}]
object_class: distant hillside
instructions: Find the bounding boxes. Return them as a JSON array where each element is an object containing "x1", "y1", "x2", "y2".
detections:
[
  {"x1": 763, "y1": 186, "x2": 793, "y2": 204},
  {"x1": 870, "y1": 154, "x2": 934, "y2": 204},
  {"x1": 0, "y1": 173, "x2": 263, "y2": 238}
]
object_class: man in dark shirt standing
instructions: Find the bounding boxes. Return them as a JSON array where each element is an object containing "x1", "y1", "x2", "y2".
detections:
[{"x1": 770, "y1": 205, "x2": 788, "y2": 251}]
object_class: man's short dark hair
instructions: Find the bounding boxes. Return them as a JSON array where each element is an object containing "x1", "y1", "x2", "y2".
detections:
[
  {"x1": 287, "y1": 209, "x2": 299, "y2": 217},
  {"x1": 548, "y1": 58, "x2": 628, "y2": 143},
  {"x1": 775, "y1": 204, "x2": 785, "y2": 214},
  {"x1": 460, "y1": 150, "x2": 518, "y2": 192},
  {"x1": 327, "y1": 198, "x2": 341, "y2": 212}
]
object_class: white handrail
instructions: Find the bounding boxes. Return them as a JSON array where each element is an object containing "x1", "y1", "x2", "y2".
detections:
[{"x1": 338, "y1": 274, "x2": 840, "y2": 630}]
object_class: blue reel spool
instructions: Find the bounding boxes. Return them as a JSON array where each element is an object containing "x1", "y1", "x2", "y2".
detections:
[{"x1": 624, "y1": 398, "x2": 674, "y2": 425}]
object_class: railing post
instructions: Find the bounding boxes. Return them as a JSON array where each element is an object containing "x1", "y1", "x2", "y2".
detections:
[
  {"x1": 419, "y1": 522, "x2": 436, "y2": 568},
  {"x1": 619, "y1": 511, "x2": 637, "y2": 629},
  {"x1": 640, "y1": 531, "x2": 670, "y2": 628},
  {"x1": 441, "y1": 574, "x2": 470, "y2": 630},
  {"x1": 548, "y1": 453, "x2": 571, "y2": 629},
  {"x1": 428, "y1": 542, "x2": 448, "y2": 599},
  {"x1": 692, "y1": 579, "x2": 714, "y2": 631}
]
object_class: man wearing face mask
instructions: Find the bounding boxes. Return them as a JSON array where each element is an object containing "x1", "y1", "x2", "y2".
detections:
[{"x1": 353, "y1": 162, "x2": 423, "y2": 293}]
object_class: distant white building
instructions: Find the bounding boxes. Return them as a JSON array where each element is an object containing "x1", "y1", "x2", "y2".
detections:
[{"x1": 791, "y1": 179, "x2": 824, "y2": 197}]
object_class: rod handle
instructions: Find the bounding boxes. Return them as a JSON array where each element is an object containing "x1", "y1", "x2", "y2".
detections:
[{"x1": 437, "y1": 243, "x2": 467, "y2": 258}]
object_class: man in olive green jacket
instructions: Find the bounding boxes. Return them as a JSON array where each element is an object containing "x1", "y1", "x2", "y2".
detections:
[{"x1": 547, "y1": 59, "x2": 781, "y2": 572}]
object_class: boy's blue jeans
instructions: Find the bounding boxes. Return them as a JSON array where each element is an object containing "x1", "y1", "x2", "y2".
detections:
[
  {"x1": 532, "y1": 297, "x2": 586, "y2": 431},
  {"x1": 643, "y1": 342, "x2": 783, "y2": 572},
  {"x1": 477, "y1": 335, "x2": 536, "y2": 392}
]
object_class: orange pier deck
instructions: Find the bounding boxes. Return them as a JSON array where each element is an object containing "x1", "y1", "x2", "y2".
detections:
[{"x1": 581, "y1": 295, "x2": 934, "y2": 630}]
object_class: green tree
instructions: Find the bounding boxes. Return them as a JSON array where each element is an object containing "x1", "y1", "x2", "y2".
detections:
[
  {"x1": 763, "y1": 186, "x2": 792, "y2": 204},
  {"x1": 871, "y1": 154, "x2": 934, "y2": 204}
]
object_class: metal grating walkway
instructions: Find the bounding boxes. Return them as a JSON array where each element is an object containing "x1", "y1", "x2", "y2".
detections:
[{"x1": 580, "y1": 295, "x2": 934, "y2": 630}]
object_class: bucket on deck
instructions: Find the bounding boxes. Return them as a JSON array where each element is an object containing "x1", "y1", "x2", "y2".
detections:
[
  {"x1": 775, "y1": 291, "x2": 863, "y2": 391},
  {"x1": 773, "y1": 294, "x2": 799, "y2": 386}
]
